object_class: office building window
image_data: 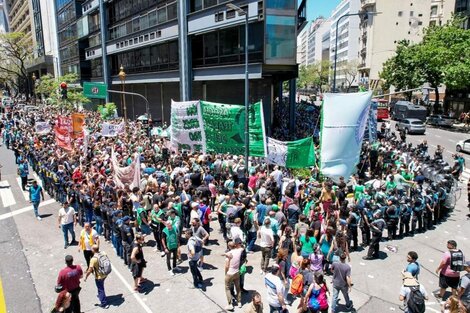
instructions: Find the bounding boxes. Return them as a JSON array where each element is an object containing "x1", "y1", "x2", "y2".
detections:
[
  {"x1": 56, "y1": 0, "x2": 73, "y2": 11},
  {"x1": 265, "y1": 15, "x2": 296, "y2": 63},
  {"x1": 158, "y1": 7, "x2": 167, "y2": 23},
  {"x1": 204, "y1": 0, "x2": 217, "y2": 8},
  {"x1": 430, "y1": 5, "x2": 438, "y2": 16},
  {"x1": 266, "y1": 0, "x2": 295, "y2": 10},
  {"x1": 398, "y1": 11, "x2": 403, "y2": 16}
]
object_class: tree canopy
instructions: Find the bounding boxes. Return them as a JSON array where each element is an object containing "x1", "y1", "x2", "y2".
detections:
[{"x1": 380, "y1": 18, "x2": 470, "y2": 112}]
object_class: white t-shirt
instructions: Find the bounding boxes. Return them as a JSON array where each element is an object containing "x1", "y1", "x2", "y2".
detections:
[
  {"x1": 259, "y1": 226, "x2": 274, "y2": 248},
  {"x1": 265, "y1": 273, "x2": 285, "y2": 307},
  {"x1": 226, "y1": 247, "x2": 244, "y2": 275},
  {"x1": 58, "y1": 206, "x2": 76, "y2": 225},
  {"x1": 83, "y1": 229, "x2": 99, "y2": 251},
  {"x1": 230, "y1": 226, "x2": 245, "y2": 242}
]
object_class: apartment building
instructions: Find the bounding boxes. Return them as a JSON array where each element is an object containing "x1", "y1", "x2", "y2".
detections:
[
  {"x1": 297, "y1": 24, "x2": 309, "y2": 66},
  {"x1": 329, "y1": 0, "x2": 361, "y2": 91},
  {"x1": 74, "y1": 0, "x2": 303, "y2": 127},
  {"x1": 5, "y1": 0, "x2": 34, "y2": 46},
  {"x1": 358, "y1": 0, "x2": 456, "y2": 90},
  {"x1": 307, "y1": 17, "x2": 331, "y2": 65},
  {"x1": 0, "y1": 0, "x2": 8, "y2": 33},
  {"x1": 455, "y1": 0, "x2": 470, "y2": 29}
]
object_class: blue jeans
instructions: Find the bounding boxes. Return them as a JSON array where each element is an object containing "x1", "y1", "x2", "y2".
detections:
[
  {"x1": 269, "y1": 305, "x2": 282, "y2": 313},
  {"x1": 85, "y1": 209, "x2": 93, "y2": 224},
  {"x1": 61, "y1": 222, "x2": 75, "y2": 246},
  {"x1": 95, "y1": 216, "x2": 103, "y2": 235},
  {"x1": 331, "y1": 286, "x2": 351, "y2": 313},
  {"x1": 32, "y1": 201, "x2": 40, "y2": 217},
  {"x1": 95, "y1": 278, "x2": 107, "y2": 306},
  {"x1": 115, "y1": 238, "x2": 123, "y2": 258},
  {"x1": 246, "y1": 231, "x2": 257, "y2": 252}
]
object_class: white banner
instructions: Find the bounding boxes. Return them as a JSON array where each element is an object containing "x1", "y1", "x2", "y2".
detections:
[
  {"x1": 320, "y1": 92, "x2": 372, "y2": 182},
  {"x1": 111, "y1": 149, "x2": 141, "y2": 189},
  {"x1": 35, "y1": 122, "x2": 51, "y2": 134},
  {"x1": 101, "y1": 122, "x2": 125, "y2": 137},
  {"x1": 267, "y1": 137, "x2": 288, "y2": 167},
  {"x1": 170, "y1": 100, "x2": 205, "y2": 153}
]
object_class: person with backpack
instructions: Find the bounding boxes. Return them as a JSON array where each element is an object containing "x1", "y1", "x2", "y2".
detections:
[
  {"x1": 458, "y1": 261, "x2": 470, "y2": 312},
  {"x1": 435, "y1": 240, "x2": 465, "y2": 300},
  {"x1": 399, "y1": 272, "x2": 428, "y2": 313},
  {"x1": 305, "y1": 273, "x2": 329, "y2": 313},
  {"x1": 84, "y1": 245, "x2": 110, "y2": 309}
]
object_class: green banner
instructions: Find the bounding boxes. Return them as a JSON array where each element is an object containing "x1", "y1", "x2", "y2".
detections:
[
  {"x1": 83, "y1": 82, "x2": 107, "y2": 99},
  {"x1": 200, "y1": 101, "x2": 266, "y2": 156},
  {"x1": 267, "y1": 137, "x2": 315, "y2": 168}
]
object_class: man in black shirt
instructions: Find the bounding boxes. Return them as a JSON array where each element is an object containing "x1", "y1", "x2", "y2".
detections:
[{"x1": 120, "y1": 216, "x2": 134, "y2": 268}]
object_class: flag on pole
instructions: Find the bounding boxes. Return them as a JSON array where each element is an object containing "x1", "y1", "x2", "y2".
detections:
[{"x1": 267, "y1": 137, "x2": 315, "y2": 168}]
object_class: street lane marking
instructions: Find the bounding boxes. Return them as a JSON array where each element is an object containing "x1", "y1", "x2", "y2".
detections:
[
  {"x1": 110, "y1": 263, "x2": 154, "y2": 313},
  {"x1": 0, "y1": 180, "x2": 15, "y2": 208},
  {"x1": 0, "y1": 277, "x2": 6, "y2": 313},
  {"x1": 16, "y1": 177, "x2": 30, "y2": 201},
  {"x1": 0, "y1": 199, "x2": 55, "y2": 220}
]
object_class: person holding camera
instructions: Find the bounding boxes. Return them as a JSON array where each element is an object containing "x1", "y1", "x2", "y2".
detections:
[{"x1": 130, "y1": 234, "x2": 147, "y2": 292}]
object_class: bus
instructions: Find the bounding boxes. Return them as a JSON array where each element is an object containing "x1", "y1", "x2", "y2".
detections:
[{"x1": 375, "y1": 99, "x2": 389, "y2": 120}]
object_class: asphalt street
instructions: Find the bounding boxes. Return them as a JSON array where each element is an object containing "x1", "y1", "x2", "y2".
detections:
[{"x1": 0, "y1": 124, "x2": 469, "y2": 313}]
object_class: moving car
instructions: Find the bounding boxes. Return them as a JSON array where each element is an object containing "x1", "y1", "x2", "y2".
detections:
[
  {"x1": 456, "y1": 139, "x2": 470, "y2": 153},
  {"x1": 391, "y1": 101, "x2": 427, "y2": 121},
  {"x1": 395, "y1": 118, "x2": 426, "y2": 134},
  {"x1": 427, "y1": 114, "x2": 455, "y2": 127}
]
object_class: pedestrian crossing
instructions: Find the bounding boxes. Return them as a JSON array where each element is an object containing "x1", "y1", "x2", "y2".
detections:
[{"x1": 0, "y1": 173, "x2": 45, "y2": 209}]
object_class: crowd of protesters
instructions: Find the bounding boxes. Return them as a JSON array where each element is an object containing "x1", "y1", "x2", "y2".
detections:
[{"x1": 1, "y1": 102, "x2": 470, "y2": 313}]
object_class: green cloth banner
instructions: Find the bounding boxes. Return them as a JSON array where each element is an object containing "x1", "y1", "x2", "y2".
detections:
[
  {"x1": 267, "y1": 137, "x2": 315, "y2": 168},
  {"x1": 200, "y1": 101, "x2": 266, "y2": 157}
]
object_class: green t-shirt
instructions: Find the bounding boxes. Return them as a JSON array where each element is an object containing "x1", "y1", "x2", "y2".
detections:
[
  {"x1": 173, "y1": 203, "x2": 182, "y2": 217},
  {"x1": 386, "y1": 181, "x2": 397, "y2": 191},
  {"x1": 299, "y1": 235, "x2": 317, "y2": 254},
  {"x1": 303, "y1": 200, "x2": 314, "y2": 217},
  {"x1": 163, "y1": 227, "x2": 178, "y2": 250},
  {"x1": 354, "y1": 185, "x2": 365, "y2": 201}
]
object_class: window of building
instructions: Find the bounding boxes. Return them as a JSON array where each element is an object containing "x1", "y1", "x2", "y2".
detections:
[
  {"x1": 430, "y1": 5, "x2": 438, "y2": 16},
  {"x1": 219, "y1": 28, "x2": 239, "y2": 56},
  {"x1": 167, "y1": 3, "x2": 177, "y2": 20},
  {"x1": 410, "y1": 11, "x2": 414, "y2": 17},
  {"x1": 226, "y1": 9, "x2": 236, "y2": 19},
  {"x1": 215, "y1": 12, "x2": 224, "y2": 22},
  {"x1": 150, "y1": 32, "x2": 155, "y2": 40},
  {"x1": 204, "y1": 32, "x2": 218, "y2": 58},
  {"x1": 429, "y1": 20, "x2": 436, "y2": 27},
  {"x1": 204, "y1": 0, "x2": 217, "y2": 8},
  {"x1": 149, "y1": 10, "x2": 157, "y2": 26},
  {"x1": 265, "y1": 15, "x2": 296, "y2": 63},
  {"x1": 190, "y1": 0, "x2": 203, "y2": 13},
  {"x1": 398, "y1": 11, "x2": 403, "y2": 17},
  {"x1": 158, "y1": 7, "x2": 167, "y2": 23}
]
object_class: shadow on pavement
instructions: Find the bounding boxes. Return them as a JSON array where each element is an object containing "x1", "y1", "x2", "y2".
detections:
[
  {"x1": 106, "y1": 293, "x2": 125, "y2": 306},
  {"x1": 139, "y1": 279, "x2": 160, "y2": 295}
]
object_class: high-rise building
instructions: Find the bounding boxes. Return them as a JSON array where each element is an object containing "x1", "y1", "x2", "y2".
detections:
[
  {"x1": 5, "y1": 0, "x2": 34, "y2": 45},
  {"x1": 0, "y1": 0, "x2": 8, "y2": 34},
  {"x1": 358, "y1": 0, "x2": 455, "y2": 90},
  {"x1": 307, "y1": 17, "x2": 331, "y2": 65},
  {"x1": 297, "y1": 24, "x2": 309, "y2": 66},
  {"x1": 329, "y1": 0, "x2": 361, "y2": 91},
  {"x1": 72, "y1": 0, "x2": 302, "y2": 127}
]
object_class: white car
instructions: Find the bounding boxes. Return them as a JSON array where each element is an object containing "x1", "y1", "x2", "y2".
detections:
[{"x1": 456, "y1": 139, "x2": 470, "y2": 153}]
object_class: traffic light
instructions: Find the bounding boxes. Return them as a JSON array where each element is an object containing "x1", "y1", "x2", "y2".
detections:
[{"x1": 60, "y1": 82, "x2": 68, "y2": 100}]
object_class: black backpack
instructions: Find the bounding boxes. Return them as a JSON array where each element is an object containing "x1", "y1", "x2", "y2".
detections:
[
  {"x1": 450, "y1": 250, "x2": 465, "y2": 272},
  {"x1": 407, "y1": 286, "x2": 425, "y2": 313}
]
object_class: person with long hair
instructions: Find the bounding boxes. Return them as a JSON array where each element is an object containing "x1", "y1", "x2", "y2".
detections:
[
  {"x1": 52, "y1": 290, "x2": 72, "y2": 313},
  {"x1": 309, "y1": 244, "x2": 324, "y2": 275},
  {"x1": 319, "y1": 227, "x2": 335, "y2": 275},
  {"x1": 441, "y1": 295, "x2": 460, "y2": 313},
  {"x1": 305, "y1": 273, "x2": 329, "y2": 313}
]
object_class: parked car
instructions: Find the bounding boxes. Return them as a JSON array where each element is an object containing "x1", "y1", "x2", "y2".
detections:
[
  {"x1": 427, "y1": 114, "x2": 455, "y2": 127},
  {"x1": 456, "y1": 139, "x2": 470, "y2": 153},
  {"x1": 395, "y1": 118, "x2": 426, "y2": 134}
]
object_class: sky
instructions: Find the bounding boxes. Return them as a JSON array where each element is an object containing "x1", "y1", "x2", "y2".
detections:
[{"x1": 307, "y1": 0, "x2": 343, "y2": 21}]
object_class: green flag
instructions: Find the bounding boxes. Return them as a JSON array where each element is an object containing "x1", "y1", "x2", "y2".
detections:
[
  {"x1": 200, "y1": 101, "x2": 266, "y2": 157},
  {"x1": 267, "y1": 137, "x2": 315, "y2": 168}
]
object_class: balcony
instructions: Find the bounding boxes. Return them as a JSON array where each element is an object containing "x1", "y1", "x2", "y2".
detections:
[
  {"x1": 360, "y1": 46, "x2": 367, "y2": 56},
  {"x1": 361, "y1": 0, "x2": 376, "y2": 9},
  {"x1": 82, "y1": 0, "x2": 99, "y2": 15}
]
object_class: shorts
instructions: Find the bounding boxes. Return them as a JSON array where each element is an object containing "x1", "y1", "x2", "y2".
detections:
[
  {"x1": 130, "y1": 262, "x2": 144, "y2": 279},
  {"x1": 140, "y1": 224, "x2": 152, "y2": 235},
  {"x1": 439, "y1": 273, "x2": 459, "y2": 289}
]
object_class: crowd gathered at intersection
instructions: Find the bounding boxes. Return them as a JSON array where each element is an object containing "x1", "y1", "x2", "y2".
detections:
[{"x1": 1, "y1": 102, "x2": 470, "y2": 313}]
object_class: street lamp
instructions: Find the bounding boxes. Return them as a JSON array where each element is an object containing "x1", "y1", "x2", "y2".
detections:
[
  {"x1": 227, "y1": 3, "x2": 249, "y2": 175},
  {"x1": 332, "y1": 12, "x2": 379, "y2": 92},
  {"x1": 32, "y1": 72, "x2": 37, "y2": 106},
  {"x1": 118, "y1": 65, "x2": 128, "y2": 124}
]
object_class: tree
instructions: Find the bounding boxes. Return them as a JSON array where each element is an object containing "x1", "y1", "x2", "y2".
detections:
[
  {"x1": 36, "y1": 73, "x2": 90, "y2": 112},
  {"x1": 339, "y1": 60, "x2": 359, "y2": 92},
  {"x1": 0, "y1": 32, "x2": 33, "y2": 98},
  {"x1": 296, "y1": 61, "x2": 331, "y2": 93},
  {"x1": 417, "y1": 19, "x2": 470, "y2": 112},
  {"x1": 379, "y1": 40, "x2": 423, "y2": 101}
]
